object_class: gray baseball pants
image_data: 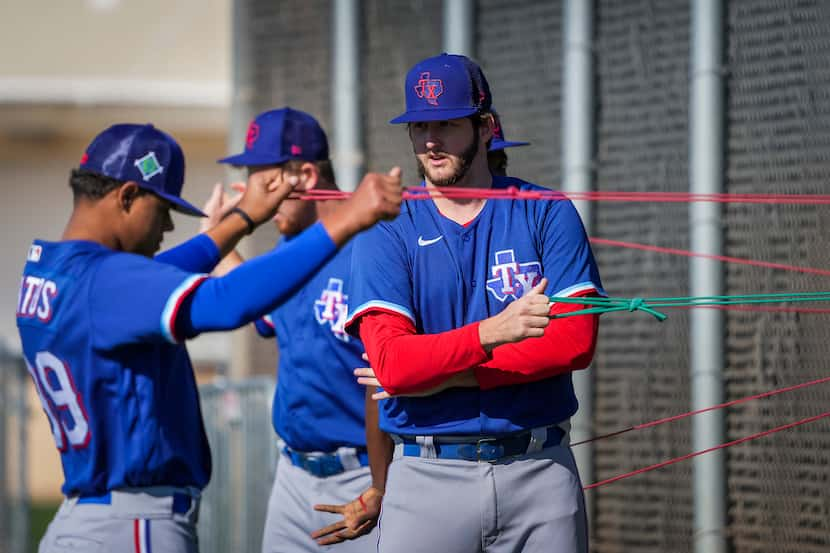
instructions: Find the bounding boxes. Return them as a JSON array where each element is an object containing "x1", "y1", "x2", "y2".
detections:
[
  {"x1": 376, "y1": 442, "x2": 587, "y2": 553},
  {"x1": 38, "y1": 486, "x2": 200, "y2": 553},
  {"x1": 261, "y1": 459, "x2": 377, "y2": 553}
]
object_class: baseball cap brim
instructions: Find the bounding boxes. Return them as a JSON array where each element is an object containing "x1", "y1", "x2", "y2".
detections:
[
  {"x1": 217, "y1": 151, "x2": 291, "y2": 166},
  {"x1": 390, "y1": 106, "x2": 481, "y2": 124},
  {"x1": 489, "y1": 139, "x2": 530, "y2": 151},
  {"x1": 150, "y1": 188, "x2": 207, "y2": 217}
]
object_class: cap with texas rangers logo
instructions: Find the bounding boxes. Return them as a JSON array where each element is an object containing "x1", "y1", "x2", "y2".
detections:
[
  {"x1": 218, "y1": 107, "x2": 330, "y2": 167},
  {"x1": 79, "y1": 123, "x2": 206, "y2": 217},
  {"x1": 488, "y1": 109, "x2": 530, "y2": 151},
  {"x1": 390, "y1": 52, "x2": 492, "y2": 124}
]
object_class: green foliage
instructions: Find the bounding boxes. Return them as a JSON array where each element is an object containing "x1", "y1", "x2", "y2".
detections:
[{"x1": 28, "y1": 501, "x2": 59, "y2": 553}]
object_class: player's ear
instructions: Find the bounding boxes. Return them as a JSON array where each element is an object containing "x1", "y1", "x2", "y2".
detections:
[
  {"x1": 299, "y1": 162, "x2": 320, "y2": 191},
  {"x1": 480, "y1": 113, "x2": 495, "y2": 142},
  {"x1": 117, "y1": 181, "x2": 142, "y2": 213}
]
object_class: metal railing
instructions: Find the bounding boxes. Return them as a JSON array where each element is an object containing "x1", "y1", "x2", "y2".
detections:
[
  {"x1": 198, "y1": 376, "x2": 278, "y2": 553},
  {"x1": 0, "y1": 347, "x2": 29, "y2": 553}
]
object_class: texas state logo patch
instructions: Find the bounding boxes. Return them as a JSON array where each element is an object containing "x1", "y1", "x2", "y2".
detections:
[
  {"x1": 414, "y1": 72, "x2": 444, "y2": 106},
  {"x1": 486, "y1": 249, "x2": 542, "y2": 302},
  {"x1": 314, "y1": 277, "x2": 350, "y2": 342}
]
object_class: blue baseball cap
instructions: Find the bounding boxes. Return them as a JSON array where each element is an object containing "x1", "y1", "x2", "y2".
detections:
[
  {"x1": 390, "y1": 53, "x2": 492, "y2": 124},
  {"x1": 218, "y1": 107, "x2": 330, "y2": 167},
  {"x1": 489, "y1": 110, "x2": 530, "y2": 151},
  {"x1": 80, "y1": 123, "x2": 205, "y2": 217}
]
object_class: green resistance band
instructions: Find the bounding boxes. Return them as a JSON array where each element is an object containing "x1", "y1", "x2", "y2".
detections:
[{"x1": 547, "y1": 291, "x2": 830, "y2": 322}]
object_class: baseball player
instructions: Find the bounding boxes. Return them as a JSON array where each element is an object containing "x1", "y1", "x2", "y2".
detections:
[
  {"x1": 213, "y1": 107, "x2": 379, "y2": 552},
  {"x1": 345, "y1": 53, "x2": 605, "y2": 553},
  {"x1": 487, "y1": 109, "x2": 530, "y2": 177},
  {"x1": 312, "y1": 108, "x2": 536, "y2": 543},
  {"x1": 315, "y1": 107, "x2": 536, "y2": 541},
  {"x1": 17, "y1": 123, "x2": 401, "y2": 553}
]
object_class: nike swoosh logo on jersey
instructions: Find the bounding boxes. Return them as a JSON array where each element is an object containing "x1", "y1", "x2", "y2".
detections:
[{"x1": 417, "y1": 235, "x2": 444, "y2": 247}]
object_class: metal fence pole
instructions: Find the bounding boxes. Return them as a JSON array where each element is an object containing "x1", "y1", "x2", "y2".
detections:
[
  {"x1": 689, "y1": 1, "x2": 727, "y2": 552},
  {"x1": 443, "y1": 0, "x2": 475, "y2": 57},
  {"x1": 332, "y1": 0, "x2": 364, "y2": 193},
  {"x1": 562, "y1": 0, "x2": 596, "y2": 531},
  {"x1": 228, "y1": 0, "x2": 257, "y2": 380}
]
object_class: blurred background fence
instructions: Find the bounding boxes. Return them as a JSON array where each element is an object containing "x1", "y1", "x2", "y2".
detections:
[
  {"x1": 198, "y1": 376, "x2": 278, "y2": 553},
  {"x1": 236, "y1": 2, "x2": 830, "y2": 546},
  {"x1": 0, "y1": 346, "x2": 29, "y2": 553},
  {"x1": 4, "y1": 1, "x2": 830, "y2": 552}
]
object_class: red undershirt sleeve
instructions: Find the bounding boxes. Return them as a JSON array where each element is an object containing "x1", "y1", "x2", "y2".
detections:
[
  {"x1": 356, "y1": 311, "x2": 491, "y2": 396},
  {"x1": 474, "y1": 292, "x2": 600, "y2": 390}
]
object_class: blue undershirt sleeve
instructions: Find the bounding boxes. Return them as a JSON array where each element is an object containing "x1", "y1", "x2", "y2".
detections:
[
  {"x1": 155, "y1": 233, "x2": 221, "y2": 274},
  {"x1": 176, "y1": 222, "x2": 336, "y2": 338}
]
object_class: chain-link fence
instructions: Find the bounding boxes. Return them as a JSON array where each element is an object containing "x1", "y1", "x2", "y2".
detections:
[
  {"x1": 198, "y1": 376, "x2": 278, "y2": 553},
  {"x1": 235, "y1": 1, "x2": 830, "y2": 550},
  {"x1": 591, "y1": 1, "x2": 695, "y2": 551},
  {"x1": 0, "y1": 347, "x2": 29, "y2": 553},
  {"x1": 3, "y1": 2, "x2": 830, "y2": 552},
  {"x1": 723, "y1": 2, "x2": 830, "y2": 551}
]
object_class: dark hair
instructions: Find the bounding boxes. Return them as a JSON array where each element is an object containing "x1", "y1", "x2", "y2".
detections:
[
  {"x1": 487, "y1": 149, "x2": 509, "y2": 177},
  {"x1": 68, "y1": 168, "x2": 126, "y2": 201},
  {"x1": 473, "y1": 112, "x2": 494, "y2": 150}
]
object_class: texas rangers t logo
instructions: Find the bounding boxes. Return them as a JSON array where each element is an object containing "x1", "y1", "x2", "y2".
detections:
[
  {"x1": 486, "y1": 249, "x2": 542, "y2": 302},
  {"x1": 414, "y1": 72, "x2": 444, "y2": 106},
  {"x1": 314, "y1": 278, "x2": 350, "y2": 342}
]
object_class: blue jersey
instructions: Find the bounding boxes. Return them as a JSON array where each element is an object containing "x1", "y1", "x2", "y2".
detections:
[
  {"x1": 16, "y1": 240, "x2": 210, "y2": 496},
  {"x1": 347, "y1": 176, "x2": 604, "y2": 437},
  {"x1": 256, "y1": 240, "x2": 367, "y2": 452}
]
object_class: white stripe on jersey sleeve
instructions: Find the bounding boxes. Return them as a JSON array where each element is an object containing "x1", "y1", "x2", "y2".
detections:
[
  {"x1": 160, "y1": 274, "x2": 208, "y2": 344},
  {"x1": 346, "y1": 300, "x2": 416, "y2": 328},
  {"x1": 552, "y1": 281, "x2": 605, "y2": 300}
]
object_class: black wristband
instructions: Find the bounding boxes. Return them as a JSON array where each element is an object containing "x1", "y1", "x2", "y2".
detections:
[{"x1": 226, "y1": 206, "x2": 256, "y2": 235}]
